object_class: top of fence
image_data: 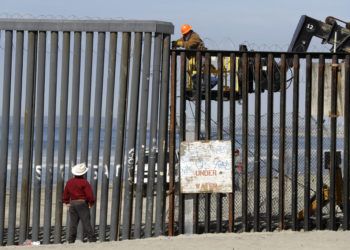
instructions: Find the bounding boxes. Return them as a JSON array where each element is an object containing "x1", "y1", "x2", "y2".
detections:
[{"x1": 0, "y1": 18, "x2": 174, "y2": 34}]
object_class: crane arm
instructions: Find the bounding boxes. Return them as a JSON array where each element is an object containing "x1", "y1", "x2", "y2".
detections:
[{"x1": 288, "y1": 15, "x2": 350, "y2": 53}]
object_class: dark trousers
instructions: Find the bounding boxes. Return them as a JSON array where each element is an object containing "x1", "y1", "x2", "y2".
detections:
[{"x1": 68, "y1": 200, "x2": 96, "y2": 243}]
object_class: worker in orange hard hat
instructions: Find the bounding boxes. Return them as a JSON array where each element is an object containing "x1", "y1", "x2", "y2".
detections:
[{"x1": 172, "y1": 24, "x2": 207, "y2": 50}]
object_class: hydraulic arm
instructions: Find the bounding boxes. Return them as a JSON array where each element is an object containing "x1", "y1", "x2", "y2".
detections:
[{"x1": 288, "y1": 15, "x2": 350, "y2": 53}]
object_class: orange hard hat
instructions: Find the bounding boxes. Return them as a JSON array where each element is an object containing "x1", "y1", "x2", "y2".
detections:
[{"x1": 181, "y1": 24, "x2": 192, "y2": 35}]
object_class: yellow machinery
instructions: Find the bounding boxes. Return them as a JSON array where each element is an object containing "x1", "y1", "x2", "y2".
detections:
[
  {"x1": 298, "y1": 151, "x2": 344, "y2": 220},
  {"x1": 185, "y1": 55, "x2": 240, "y2": 101}
]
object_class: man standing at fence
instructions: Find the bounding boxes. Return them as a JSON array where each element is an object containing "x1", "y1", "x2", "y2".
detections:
[{"x1": 63, "y1": 163, "x2": 96, "y2": 243}]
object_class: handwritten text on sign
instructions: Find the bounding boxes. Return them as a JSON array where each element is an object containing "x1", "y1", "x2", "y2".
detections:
[{"x1": 180, "y1": 140, "x2": 232, "y2": 193}]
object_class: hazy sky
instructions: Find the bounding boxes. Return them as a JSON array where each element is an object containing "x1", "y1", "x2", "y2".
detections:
[
  {"x1": 0, "y1": 0, "x2": 349, "y2": 118},
  {"x1": 1, "y1": 0, "x2": 349, "y2": 50}
]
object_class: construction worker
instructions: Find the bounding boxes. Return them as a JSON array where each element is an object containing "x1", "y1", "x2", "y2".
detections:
[
  {"x1": 172, "y1": 24, "x2": 211, "y2": 93},
  {"x1": 171, "y1": 24, "x2": 207, "y2": 50}
]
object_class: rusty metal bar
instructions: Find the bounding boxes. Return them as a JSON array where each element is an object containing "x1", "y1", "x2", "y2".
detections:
[
  {"x1": 253, "y1": 53, "x2": 261, "y2": 232},
  {"x1": 168, "y1": 50, "x2": 177, "y2": 236},
  {"x1": 134, "y1": 32, "x2": 152, "y2": 239},
  {"x1": 217, "y1": 53, "x2": 223, "y2": 138},
  {"x1": 266, "y1": 53, "x2": 274, "y2": 232},
  {"x1": 192, "y1": 51, "x2": 202, "y2": 234},
  {"x1": 99, "y1": 32, "x2": 117, "y2": 242},
  {"x1": 291, "y1": 54, "x2": 300, "y2": 230},
  {"x1": 316, "y1": 55, "x2": 325, "y2": 230},
  {"x1": 7, "y1": 30, "x2": 24, "y2": 245},
  {"x1": 304, "y1": 55, "x2": 312, "y2": 231},
  {"x1": 194, "y1": 51, "x2": 202, "y2": 140},
  {"x1": 32, "y1": 31, "x2": 46, "y2": 242},
  {"x1": 204, "y1": 52, "x2": 211, "y2": 233},
  {"x1": 216, "y1": 53, "x2": 223, "y2": 233},
  {"x1": 242, "y1": 53, "x2": 249, "y2": 232},
  {"x1": 19, "y1": 30, "x2": 37, "y2": 244},
  {"x1": 178, "y1": 52, "x2": 187, "y2": 234},
  {"x1": 0, "y1": 30, "x2": 13, "y2": 245},
  {"x1": 122, "y1": 32, "x2": 142, "y2": 239},
  {"x1": 228, "y1": 53, "x2": 236, "y2": 233},
  {"x1": 329, "y1": 55, "x2": 338, "y2": 230},
  {"x1": 343, "y1": 55, "x2": 350, "y2": 230},
  {"x1": 155, "y1": 34, "x2": 170, "y2": 236},
  {"x1": 278, "y1": 54, "x2": 286, "y2": 230},
  {"x1": 145, "y1": 32, "x2": 162, "y2": 238},
  {"x1": 110, "y1": 32, "x2": 131, "y2": 241}
]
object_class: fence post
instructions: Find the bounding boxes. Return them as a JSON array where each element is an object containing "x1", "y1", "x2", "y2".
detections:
[
  {"x1": 0, "y1": 30, "x2": 13, "y2": 245},
  {"x1": 19, "y1": 30, "x2": 37, "y2": 244}
]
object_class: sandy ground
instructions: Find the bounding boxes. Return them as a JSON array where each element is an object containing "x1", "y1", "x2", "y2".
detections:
[{"x1": 2, "y1": 231, "x2": 350, "y2": 250}]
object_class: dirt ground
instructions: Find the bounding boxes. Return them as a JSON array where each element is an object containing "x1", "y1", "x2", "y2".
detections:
[{"x1": 2, "y1": 230, "x2": 350, "y2": 250}]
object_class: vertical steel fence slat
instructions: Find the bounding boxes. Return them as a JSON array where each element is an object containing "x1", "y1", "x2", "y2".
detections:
[
  {"x1": 266, "y1": 53, "x2": 274, "y2": 232},
  {"x1": 134, "y1": 32, "x2": 152, "y2": 239},
  {"x1": 253, "y1": 53, "x2": 261, "y2": 232},
  {"x1": 178, "y1": 52, "x2": 186, "y2": 234},
  {"x1": 304, "y1": 55, "x2": 312, "y2": 231},
  {"x1": 74, "y1": 32, "x2": 94, "y2": 241},
  {"x1": 110, "y1": 32, "x2": 130, "y2": 241},
  {"x1": 99, "y1": 31, "x2": 117, "y2": 242},
  {"x1": 242, "y1": 53, "x2": 249, "y2": 232},
  {"x1": 75, "y1": 31, "x2": 94, "y2": 240},
  {"x1": 80, "y1": 32, "x2": 94, "y2": 171},
  {"x1": 193, "y1": 51, "x2": 202, "y2": 234},
  {"x1": 73, "y1": 32, "x2": 94, "y2": 242},
  {"x1": 278, "y1": 54, "x2": 286, "y2": 230},
  {"x1": 204, "y1": 53, "x2": 211, "y2": 233},
  {"x1": 291, "y1": 55, "x2": 300, "y2": 230},
  {"x1": 19, "y1": 30, "x2": 37, "y2": 244},
  {"x1": 90, "y1": 31, "x2": 106, "y2": 234},
  {"x1": 343, "y1": 55, "x2": 350, "y2": 230},
  {"x1": 228, "y1": 53, "x2": 236, "y2": 233},
  {"x1": 216, "y1": 53, "x2": 223, "y2": 233},
  {"x1": 329, "y1": 55, "x2": 338, "y2": 230},
  {"x1": 32, "y1": 31, "x2": 46, "y2": 242},
  {"x1": 316, "y1": 55, "x2": 325, "y2": 230},
  {"x1": 56, "y1": 31, "x2": 81, "y2": 244},
  {"x1": 194, "y1": 51, "x2": 202, "y2": 140},
  {"x1": 42, "y1": 31, "x2": 58, "y2": 244},
  {"x1": 47, "y1": 31, "x2": 69, "y2": 244},
  {"x1": 122, "y1": 32, "x2": 142, "y2": 240},
  {"x1": 7, "y1": 30, "x2": 24, "y2": 245},
  {"x1": 168, "y1": 50, "x2": 177, "y2": 236},
  {"x1": 0, "y1": 30, "x2": 13, "y2": 245},
  {"x1": 155, "y1": 34, "x2": 170, "y2": 236},
  {"x1": 145, "y1": 32, "x2": 162, "y2": 238}
]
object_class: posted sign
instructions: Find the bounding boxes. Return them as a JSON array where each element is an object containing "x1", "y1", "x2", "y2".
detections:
[{"x1": 180, "y1": 140, "x2": 232, "y2": 193}]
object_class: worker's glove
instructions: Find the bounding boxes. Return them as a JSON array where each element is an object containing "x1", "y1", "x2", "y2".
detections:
[{"x1": 171, "y1": 41, "x2": 178, "y2": 48}]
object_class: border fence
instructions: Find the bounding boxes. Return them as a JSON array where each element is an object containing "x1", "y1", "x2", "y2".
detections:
[
  {"x1": 0, "y1": 18, "x2": 350, "y2": 246},
  {"x1": 169, "y1": 50, "x2": 350, "y2": 234},
  {"x1": 0, "y1": 18, "x2": 173, "y2": 245}
]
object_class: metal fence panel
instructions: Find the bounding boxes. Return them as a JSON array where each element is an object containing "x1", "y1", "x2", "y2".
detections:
[
  {"x1": 170, "y1": 49, "x2": 350, "y2": 234},
  {"x1": 0, "y1": 18, "x2": 173, "y2": 245}
]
